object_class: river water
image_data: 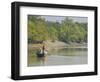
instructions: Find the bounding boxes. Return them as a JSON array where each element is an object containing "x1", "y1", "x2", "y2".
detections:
[{"x1": 28, "y1": 48, "x2": 87, "y2": 67}]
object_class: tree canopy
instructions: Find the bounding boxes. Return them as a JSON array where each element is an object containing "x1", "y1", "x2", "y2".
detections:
[{"x1": 28, "y1": 15, "x2": 87, "y2": 43}]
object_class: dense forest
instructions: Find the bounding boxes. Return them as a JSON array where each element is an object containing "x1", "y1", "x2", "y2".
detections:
[{"x1": 28, "y1": 15, "x2": 87, "y2": 44}]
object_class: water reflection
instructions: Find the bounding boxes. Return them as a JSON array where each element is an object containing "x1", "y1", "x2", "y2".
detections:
[{"x1": 36, "y1": 56, "x2": 47, "y2": 65}]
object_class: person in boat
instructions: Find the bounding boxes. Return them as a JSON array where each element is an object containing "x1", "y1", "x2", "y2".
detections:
[
  {"x1": 36, "y1": 43, "x2": 48, "y2": 57},
  {"x1": 42, "y1": 43, "x2": 48, "y2": 54}
]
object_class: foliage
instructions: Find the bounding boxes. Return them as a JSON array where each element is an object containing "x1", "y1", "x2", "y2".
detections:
[{"x1": 28, "y1": 15, "x2": 87, "y2": 43}]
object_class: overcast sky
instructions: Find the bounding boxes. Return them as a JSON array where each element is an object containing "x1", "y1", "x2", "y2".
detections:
[{"x1": 41, "y1": 15, "x2": 87, "y2": 23}]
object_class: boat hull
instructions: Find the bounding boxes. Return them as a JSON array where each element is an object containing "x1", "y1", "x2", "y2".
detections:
[{"x1": 36, "y1": 53, "x2": 45, "y2": 57}]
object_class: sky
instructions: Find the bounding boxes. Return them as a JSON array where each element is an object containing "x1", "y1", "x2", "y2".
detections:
[{"x1": 41, "y1": 15, "x2": 87, "y2": 23}]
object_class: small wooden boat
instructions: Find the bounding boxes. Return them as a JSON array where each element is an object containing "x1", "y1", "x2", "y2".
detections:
[{"x1": 36, "y1": 49, "x2": 47, "y2": 57}]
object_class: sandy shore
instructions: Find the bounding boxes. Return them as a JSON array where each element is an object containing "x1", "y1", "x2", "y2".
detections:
[{"x1": 28, "y1": 41, "x2": 87, "y2": 50}]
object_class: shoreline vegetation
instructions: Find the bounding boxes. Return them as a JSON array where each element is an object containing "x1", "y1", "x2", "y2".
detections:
[
  {"x1": 28, "y1": 15, "x2": 88, "y2": 51},
  {"x1": 28, "y1": 40, "x2": 87, "y2": 51}
]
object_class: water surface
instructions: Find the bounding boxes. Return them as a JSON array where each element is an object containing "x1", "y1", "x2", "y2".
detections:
[{"x1": 28, "y1": 48, "x2": 87, "y2": 67}]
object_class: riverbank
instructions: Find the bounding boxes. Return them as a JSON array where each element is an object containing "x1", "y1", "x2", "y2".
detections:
[{"x1": 28, "y1": 41, "x2": 87, "y2": 50}]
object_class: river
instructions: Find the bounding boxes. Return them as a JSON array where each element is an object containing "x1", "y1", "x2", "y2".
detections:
[{"x1": 28, "y1": 48, "x2": 87, "y2": 67}]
